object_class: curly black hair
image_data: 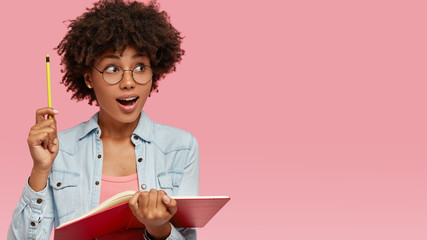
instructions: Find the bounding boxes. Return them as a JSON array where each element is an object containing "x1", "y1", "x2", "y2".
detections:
[{"x1": 56, "y1": 0, "x2": 184, "y2": 105}]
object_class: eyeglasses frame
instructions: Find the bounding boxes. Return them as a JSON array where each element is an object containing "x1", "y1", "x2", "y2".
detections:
[{"x1": 92, "y1": 64, "x2": 153, "y2": 85}]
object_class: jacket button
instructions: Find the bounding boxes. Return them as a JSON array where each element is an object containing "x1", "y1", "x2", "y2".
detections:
[
  {"x1": 97, "y1": 154, "x2": 102, "y2": 159},
  {"x1": 31, "y1": 221, "x2": 36, "y2": 227},
  {"x1": 56, "y1": 182, "x2": 61, "y2": 187},
  {"x1": 133, "y1": 136, "x2": 138, "y2": 140},
  {"x1": 95, "y1": 181, "x2": 100, "y2": 185},
  {"x1": 37, "y1": 198, "x2": 43, "y2": 204},
  {"x1": 138, "y1": 158, "x2": 143, "y2": 162},
  {"x1": 96, "y1": 130, "x2": 99, "y2": 134},
  {"x1": 141, "y1": 184, "x2": 147, "y2": 190}
]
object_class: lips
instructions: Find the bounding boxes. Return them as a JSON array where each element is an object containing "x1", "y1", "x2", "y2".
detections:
[{"x1": 116, "y1": 96, "x2": 139, "y2": 106}]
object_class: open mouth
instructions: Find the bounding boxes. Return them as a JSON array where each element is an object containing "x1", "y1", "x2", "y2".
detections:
[{"x1": 116, "y1": 96, "x2": 139, "y2": 106}]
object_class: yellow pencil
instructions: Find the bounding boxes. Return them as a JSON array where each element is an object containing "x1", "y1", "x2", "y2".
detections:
[{"x1": 46, "y1": 54, "x2": 52, "y2": 119}]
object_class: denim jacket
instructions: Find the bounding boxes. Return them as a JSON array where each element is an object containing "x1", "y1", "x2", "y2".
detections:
[{"x1": 8, "y1": 111, "x2": 199, "y2": 240}]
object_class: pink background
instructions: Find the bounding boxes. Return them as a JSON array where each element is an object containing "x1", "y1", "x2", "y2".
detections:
[{"x1": 1, "y1": 0, "x2": 427, "y2": 239}]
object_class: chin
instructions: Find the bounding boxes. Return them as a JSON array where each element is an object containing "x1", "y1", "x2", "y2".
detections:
[
  {"x1": 98, "y1": 105, "x2": 143, "y2": 125},
  {"x1": 117, "y1": 110, "x2": 143, "y2": 124}
]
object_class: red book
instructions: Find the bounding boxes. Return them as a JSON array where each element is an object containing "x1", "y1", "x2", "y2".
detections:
[{"x1": 54, "y1": 191, "x2": 230, "y2": 240}]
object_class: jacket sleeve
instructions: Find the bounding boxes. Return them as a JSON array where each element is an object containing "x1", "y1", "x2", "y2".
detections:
[
  {"x1": 145, "y1": 135, "x2": 199, "y2": 240},
  {"x1": 8, "y1": 179, "x2": 55, "y2": 240}
]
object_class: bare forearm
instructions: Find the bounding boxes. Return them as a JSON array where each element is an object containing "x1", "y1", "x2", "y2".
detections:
[
  {"x1": 146, "y1": 223, "x2": 171, "y2": 240},
  {"x1": 29, "y1": 167, "x2": 50, "y2": 192}
]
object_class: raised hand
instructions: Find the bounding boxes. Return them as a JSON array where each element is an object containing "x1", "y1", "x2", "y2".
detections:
[{"x1": 28, "y1": 107, "x2": 59, "y2": 191}]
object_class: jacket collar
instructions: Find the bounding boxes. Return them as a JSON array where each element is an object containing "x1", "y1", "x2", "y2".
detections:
[{"x1": 78, "y1": 111, "x2": 154, "y2": 142}]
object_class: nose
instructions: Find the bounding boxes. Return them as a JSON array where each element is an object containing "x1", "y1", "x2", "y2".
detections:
[{"x1": 119, "y1": 70, "x2": 135, "y2": 89}]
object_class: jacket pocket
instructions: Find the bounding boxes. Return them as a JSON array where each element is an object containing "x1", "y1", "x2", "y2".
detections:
[
  {"x1": 157, "y1": 170, "x2": 183, "y2": 195},
  {"x1": 49, "y1": 169, "x2": 80, "y2": 219}
]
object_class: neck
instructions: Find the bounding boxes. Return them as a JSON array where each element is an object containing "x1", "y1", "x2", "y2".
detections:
[{"x1": 98, "y1": 111, "x2": 141, "y2": 139}]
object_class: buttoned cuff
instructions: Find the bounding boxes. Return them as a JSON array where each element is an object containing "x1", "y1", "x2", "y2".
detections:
[{"x1": 22, "y1": 177, "x2": 48, "y2": 210}]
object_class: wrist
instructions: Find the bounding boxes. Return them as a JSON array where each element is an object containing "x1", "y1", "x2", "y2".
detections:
[
  {"x1": 32, "y1": 164, "x2": 52, "y2": 174},
  {"x1": 146, "y1": 222, "x2": 171, "y2": 240},
  {"x1": 29, "y1": 168, "x2": 50, "y2": 192}
]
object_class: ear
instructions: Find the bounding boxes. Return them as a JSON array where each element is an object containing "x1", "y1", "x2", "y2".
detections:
[{"x1": 84, "y1": 72, "x2": 93, "y2": 89}]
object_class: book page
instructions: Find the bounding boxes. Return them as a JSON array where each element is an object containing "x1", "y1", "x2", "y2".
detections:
[{"x1": 57, "y1": 190, "x2": 137, "y2": 228}]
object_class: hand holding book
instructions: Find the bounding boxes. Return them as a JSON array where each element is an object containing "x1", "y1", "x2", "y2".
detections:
[{"x1": 129, "y1": 189, "x2": 176, "y2": 239}]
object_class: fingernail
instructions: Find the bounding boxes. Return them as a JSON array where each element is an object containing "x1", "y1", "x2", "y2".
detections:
[
  {"x1": 51, "y1": 145, "x2": 56, "y2": 152},
  {"x1": 53, "y1": 138, "x2": 58, "y2": 144},
  {"x1": 53, "y1": 109, "x2": 59, "y2": 114},
  {"x1": 162, "y1": 195, "x2": 170, "y2": 204}
]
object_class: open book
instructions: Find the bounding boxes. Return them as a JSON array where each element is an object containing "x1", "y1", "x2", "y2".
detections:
[{"x1": 54, "y1": 190, "x2": 230, "y2": 240}]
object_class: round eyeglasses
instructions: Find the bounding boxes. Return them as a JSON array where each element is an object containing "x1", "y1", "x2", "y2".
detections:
[{"x1": 93, "y1": 64, "x2": 153, "y2": 85}]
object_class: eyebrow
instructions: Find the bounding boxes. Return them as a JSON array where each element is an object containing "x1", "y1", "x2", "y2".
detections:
[
  {"x1": 99, "y1": 53, "x2": 146, "y2": 61},
  {"x1": 132, "y1": 53, "x2": 145, "y2": 59},
  {"x1": 100, "y1": 55, "x2": 120, "y2": 60}
]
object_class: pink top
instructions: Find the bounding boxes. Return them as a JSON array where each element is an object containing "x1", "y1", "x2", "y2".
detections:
[
  {"x1": 99, "y1": 173, "x2": 144, "y2": 239},
  {"x1": 99, "y1": 173, "x2": 139, "y2": 203}
]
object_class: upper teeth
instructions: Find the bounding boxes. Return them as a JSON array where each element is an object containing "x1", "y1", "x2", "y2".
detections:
[{"x1": 120, "y1": 97, "x2": 137, "y2": 101}]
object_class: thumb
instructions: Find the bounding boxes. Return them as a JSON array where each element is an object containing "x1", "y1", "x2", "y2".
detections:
[{"x1": 162, "y1": 195, "x2": 177, "y2": 215}]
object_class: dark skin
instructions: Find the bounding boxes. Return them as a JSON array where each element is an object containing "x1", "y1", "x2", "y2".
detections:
[
  {"x1": 99, "y1": 119, "x2": 138, "y2": 177},
  {"x1": 28, "y1": 46, "x2": 178, "y2": 239}
]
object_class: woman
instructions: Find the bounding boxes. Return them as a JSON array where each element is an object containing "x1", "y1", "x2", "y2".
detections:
[{"x1": 8, "y1": 1, "x2": 198, "y2": 239}]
